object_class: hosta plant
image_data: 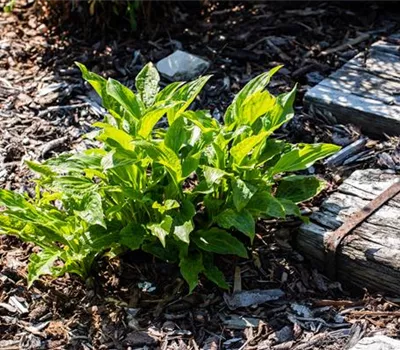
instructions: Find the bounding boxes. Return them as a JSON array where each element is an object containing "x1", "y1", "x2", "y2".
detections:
[{"x1": 0, "y1": 63, "x2": 340, "y2": 291}]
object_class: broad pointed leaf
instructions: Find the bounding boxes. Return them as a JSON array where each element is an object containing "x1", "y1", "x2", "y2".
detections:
[
  {"x1": 193, "y1": 228, "x2": 248, "y2": 258},
  {"x1": 232, "y1": 179, "x2": 257, "y2": 211},
  {"x1": 230, "y1": 131, "x2": 271, "y2": 165},
  {"x1": 215, "y1": 209, "x2": 255, "y2": 242},
  {"x1": 148, "y1": 216, "x2": 173, "y2": 247},
  {"x1": 120, "y1": 223, "x2": 147, "y2": 250},
  {"x1": 271, "y1": 143, "x2": 340, "y2": 175},
  {"x1": 179, "y1": 251, "x2": 204, "y2": 293},
  {"x1": 276, "y1": 175, "x2": 326, "y2": 203},
  {"x1": 106, "y1": 78, "x2": 142, "y2": 119},
  {"x1": 27, "y1": 249, "x2": 59, "y2": 287},
  {"x1": 135, "y1": 62, "x2": 160, "y2": 108},
  {"x1": 224, "y1": 66, "x2": 282, "y2": 126}
]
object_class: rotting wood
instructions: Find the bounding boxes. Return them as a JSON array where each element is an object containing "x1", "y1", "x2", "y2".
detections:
[
  {"x1": 305, "y1": 34, "x2": 400, "y2": 136},
  {"x1": 297, "y1": 169, "x2": 400, "y2": 295}
]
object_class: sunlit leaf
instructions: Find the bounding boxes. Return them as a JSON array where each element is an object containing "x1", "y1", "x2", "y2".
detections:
[{"x1": 135, "y1": 62, "x2": 160, "y2": 108}]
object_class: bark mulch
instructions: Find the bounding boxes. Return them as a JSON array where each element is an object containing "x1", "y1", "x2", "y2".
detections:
[{"x1": 1, "y1": 1, "x2": 400, "y2": 349}]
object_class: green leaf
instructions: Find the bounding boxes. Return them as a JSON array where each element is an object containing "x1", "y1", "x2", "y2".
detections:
[
  {"x1": 106, "y1": 78, "x2": 142, "y2": 120},
  {"x1": 182, "y1": 154, "x2": 200, "y2": 178},
  {"x1": 135, "y1": 62, "x2": 160, "y2": 108},
  {"x1": 0, "y1": 189, "x2": 35, "y2": 213},
  {"x1": 224, "y1": 66, "x2": 282, "y2": 126},
  {"x1": 77, "y1": 192, "x2": 105, "y2": 227},
  {"x1": 215, "y1": 209, "x2": 255, "y2": 242},
  {"x1": 53, "y1": 176, "x2": 95, "y2": 193},
  {"x1": 276, "y1": 175, "x2": 326, "y2": 203},
  {"x1": 156, "y1": 81, "x2": 185, "y2": 103},
  {"x1": 120, "y1": 223, "x2": 147, "y2": 250},
  {"x1": 232, "y1": 179, "x2": 257, "y2": 211},
  {"x1": 247, "y1": 191, "x2": 286, "y2": 218},
  {"x1": 76, "y1": 62, "x2": 115, "y2": 110},
  {"x1": 167, "y1": 75, "x2": 211, "y2": 124},
  {"x1": 147, "y1": 216, "x2": 173, "y2": 247},
  {"x1": 26, "y1": 161, "x2": 55, "y2": 177},
  {"x1": 230, "y1": 131, "x2": 271, "y2": 165},
  {"x1": 95, "y1": 123, "x2": 135, "y2": 151},
  {"x1": 203, "y1": 166, "x2": 229, "y2": 186},
  {"x1": 279, "y1": 199, "x2": 301, "y2": 217},
  {"x1": 240, "y1": 90, "x2": 275, "y2": 126},
  {"x1": 193, "y1": 228, "x2": 248, "y2": 258},
  {"x1": 137, "y1": 102, "x2": 179, "y2": 138},
  {"x1": 271, "y1": 143, "x2": 340, "y2": 175},
  {"x1": 135, "y1": 141, "x2": 182, "y2": 185},
  {"x1": 27, "y1": 249, "x2": 60, "y2": 287},
  {"x1": 164, "y1": 116, "x2": 187, "y2": 153},
  {"x1": 182, "y1": 110, "x2": 220, "y2": 133},
  {"x1": 152, "y1": 199, "x2": 180, "y2": 214},
  {"x1": 203, "y1": 253, "x2": 229, "y2": 289},
  {"x1": 179, "y1": 251, "x2": 204, "y2": 293},
  {"x1": 173, "y1": 200, "x2": 195, "y2": 244}
]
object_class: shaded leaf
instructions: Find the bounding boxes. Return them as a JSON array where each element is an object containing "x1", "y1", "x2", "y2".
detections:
[
  {"x1": 193, "y1": 228, "x2": 248, "y2": 258},
  {"x1": 120, "y1": 223, "x2": 147, "y2": 250},
  {"x1": 247, "y1": 191, "x2": 285, "y2": 218},
  {"x1": 215, "y1": 209, "x2": 255, "y2": 242},
  {"x1": 203, "y1": 253, "x2": 229, "y2": 289},
  {"x1": 180, "y1": 251, "x2": 204, "y2": 293},
  {"x1": 276, "y1": 175, "x2": 326, "y2": 203}
]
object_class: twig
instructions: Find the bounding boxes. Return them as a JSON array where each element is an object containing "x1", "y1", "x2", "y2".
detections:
[
  {"x1": 349, "y1": 311, "x2": 400, "y2": 317},
  {"x1": 320, "y1": 33, "x2": 370, "y2": 56},
  {"x1": 41, "y1": 136, "x2": 69, "y2": 158},
  {"x1": 38, "y1": 103, "x2": 89, "y2": 117}
]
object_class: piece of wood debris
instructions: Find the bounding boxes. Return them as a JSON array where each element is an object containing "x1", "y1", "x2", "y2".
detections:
[{"x1": 324, "y1": 137, "x2": 368, "y2": 167}]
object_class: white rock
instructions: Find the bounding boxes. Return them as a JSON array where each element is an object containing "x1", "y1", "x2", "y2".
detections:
[
  {"x1": 350, "y1": 336, "x2": 400, "y2": 350},
  {"x1": 156, "y1": 50, "x2": 210, "y2": 81}
]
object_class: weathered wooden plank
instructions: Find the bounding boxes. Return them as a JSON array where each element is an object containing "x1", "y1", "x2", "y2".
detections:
[
  {"x1": 345, "y1": 49, "x2": 400, "y2": 82},
  {"x1": 319, "y1": 68, "x2": 400, "y2": 105},
  {"x1": 305, "y1": 36, "x2": 400, "y2": 136},
  {"x1": 371, "y1": 40, "x2": 400, "y2": 56},
  {"x1": 304, "y1": 84, "x2": 400, "y2": 136},
  {"x1": 297, "y1": 169, "x2": 400, "y2": 295}
]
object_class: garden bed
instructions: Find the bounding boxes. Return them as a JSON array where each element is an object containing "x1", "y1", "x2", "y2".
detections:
[{"x1": 1, "y1": 1, "x2": 400, "y2": 349}]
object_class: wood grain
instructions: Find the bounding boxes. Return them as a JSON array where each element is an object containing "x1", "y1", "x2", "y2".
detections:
[
  {"x1": 304, "y1": 35, "x2": 400, "y2": 136},
  {"x1": 297, "y1": 169, "x2": 400, "y2": 295}
]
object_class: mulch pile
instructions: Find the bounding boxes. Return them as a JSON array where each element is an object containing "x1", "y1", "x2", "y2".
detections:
[{"x1": 1, "y1": 1, "x2": 400, "y2": 349}]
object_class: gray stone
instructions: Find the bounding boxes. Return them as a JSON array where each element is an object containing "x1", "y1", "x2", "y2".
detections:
[
  {"x1": 350, "y1": 335, "x2": 400, "y2": 350},
  {"x1": 156, "y1": 50, "x2": 210, "y2": 81}
]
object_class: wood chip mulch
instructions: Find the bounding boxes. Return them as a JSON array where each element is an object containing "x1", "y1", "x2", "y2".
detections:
[{"x1": 1, "y1": 1, "x2": 400, "y2": 349}]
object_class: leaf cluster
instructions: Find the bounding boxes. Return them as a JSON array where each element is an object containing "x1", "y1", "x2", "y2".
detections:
[{"x1": 0, "y1": 63, "x2": 340, "y2": 291}]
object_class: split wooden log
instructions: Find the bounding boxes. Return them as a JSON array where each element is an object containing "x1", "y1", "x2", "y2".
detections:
[{"x1": 296, "y1": 169, "x2": 400, "y2": 295}]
